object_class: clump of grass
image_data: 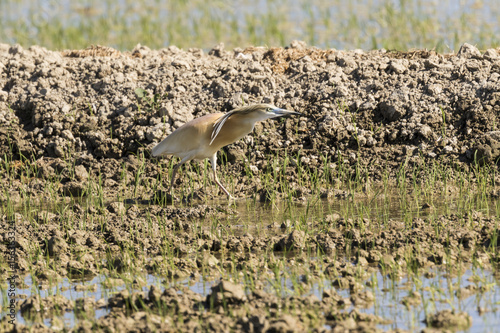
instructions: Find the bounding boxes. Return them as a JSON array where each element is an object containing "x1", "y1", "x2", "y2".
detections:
[{"x1": 134, "y1": 88, "x2": 167, "y2": 114}]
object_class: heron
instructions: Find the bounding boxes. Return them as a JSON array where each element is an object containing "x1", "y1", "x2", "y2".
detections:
[{"x1": 152, "y1": 103, "x2": 301, "y2": 198}]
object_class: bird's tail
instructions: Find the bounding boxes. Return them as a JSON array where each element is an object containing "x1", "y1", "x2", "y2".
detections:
[{"x1": 152, "y1": 139, "x2": 169, "y2": 157}]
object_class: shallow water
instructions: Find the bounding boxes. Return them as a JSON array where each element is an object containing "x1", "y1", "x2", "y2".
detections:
[
  {"x1": 330, "y1": 267, "x2": 500, "y2": 332},
  {"x1": 224, "y1": 190, "x2": 499, "y2": 237},
  {"x1": 5, "y1": 261, "x2": 500, "y2": 331},
  {"x1": 2, "y1": 192, "x2": 500, "y2": 331}
]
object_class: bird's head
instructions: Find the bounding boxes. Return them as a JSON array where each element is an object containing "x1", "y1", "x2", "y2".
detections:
[
  {"x1": 239, "y1": 103, "x2": 301, "y2": 121},
  {"x1": 263, "y1": 104, "x2": 302, "y2": 118}
]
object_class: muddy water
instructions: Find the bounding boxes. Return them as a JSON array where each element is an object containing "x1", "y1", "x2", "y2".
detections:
[
  {"x1": 2, "y1": 194, "x2": 500, "y2": 332},
  {"x1": 226, "y1": 191, "x2": 497, "y2": 236},
  {"x1": 6, "y1": 256, "x2": 500, "y2": 331}
]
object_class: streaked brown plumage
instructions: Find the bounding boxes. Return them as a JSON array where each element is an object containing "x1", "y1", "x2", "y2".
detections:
[{"x1": 152, "y1": 103, "x2": 301, "y2": 198}]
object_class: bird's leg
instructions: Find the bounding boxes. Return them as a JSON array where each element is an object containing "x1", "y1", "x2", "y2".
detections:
[
  {"x1": 168, "y1": 156, "x2": 190, "y2": 193},
  {"x1": 210, "y1": 153, "x2": 233, "y2": 199},
  {"x1": 168, "y1": 163, "x2": 181, "y2": 193},
  {"x1": 213, "y1": 169, "x2": 233, "y2": 198}
]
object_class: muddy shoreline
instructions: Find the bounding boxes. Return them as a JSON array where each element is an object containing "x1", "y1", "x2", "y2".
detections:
[{"x1": 1, "y1": 42, "x2": 499, "y2": 332}]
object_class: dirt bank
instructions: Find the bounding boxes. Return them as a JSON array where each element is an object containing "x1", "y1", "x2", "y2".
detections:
[{"x1": 1, "y1": 42, "x2": 500, "y2": 199}]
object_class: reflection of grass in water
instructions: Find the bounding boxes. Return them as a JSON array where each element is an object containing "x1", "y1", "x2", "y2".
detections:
[
  {"x1": 0, "y1": 0, "x2": 499, "y2": 51},
  {"x1": 3, "y1": 260, "x2": 496, "y2": 330}
]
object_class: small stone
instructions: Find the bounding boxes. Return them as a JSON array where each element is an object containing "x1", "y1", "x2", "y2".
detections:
[
  {"x1": 67, "y1": 260, "x2": 93, "y2": 275},
  {"x1": 74, "y1": 165, "x2": 88, "y2": 181},
  {"x1": 379, "y1": 101, "x2": 405, "y2": 121},
  {"x1": 389, "y1": 59, "x2": 407, "y2": 74},
  {"x1": 63, "y1": 181, "x2": 86, "y2": 197},
  {"x1": 61, "y1": 129, "x2": 75, "y2": 142},
  {"x1": 268, "y1": 314, "x2": 303, "y2": 332},
  {"x1": 442, "y1": 145, "x2": 453, "y2": 153},
  {"x1": 148, "y1": 285, "x2": 162, "y2": 303},
  {"x1": 457, "y1": 43, "x2": 482, "y2": 59},
  {"x1": 47, "y1": 236, "x2": 68, "y2": 256},
  {"x1": 172, "y1": 59, "x2": 191, "y2": 70},
  {"x1": 426, "y1": 309, "x2": 472, "y2": 329},
  {"x1": 427, "y1": 84, "x2": 443, "y2": 96},
  {"x1": 419, "y1": 124, "x2": 433, "y2": 139},
  {"x1": 107, "y1": 202, "x2": 126, "y2": 215},
  {"x1": 197, "y1": 252, "x2": 219, "y2": 268},
  {"x1": 290, "y1": 40, "x2": 307, "y2": 49},
  {"x1": 75, "y1": 298, "x2": 96, "y2": 313},
  {"x1": 208, "y1": 280, "x2": 247, "y2": 306},
  {"x1": 208, "y1": 42, "x2": 225, "y2": 57},
  {"x1": 483, "y1": 48, "x2": 499, "y2": 61},
  {"x1": 275, "y1": 230, "x2": 306, "y2": 251}
]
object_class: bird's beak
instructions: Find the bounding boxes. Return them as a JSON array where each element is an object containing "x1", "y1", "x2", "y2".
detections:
[{"x1": 271, "y1": 108, "x2": 302, "y2": 117}]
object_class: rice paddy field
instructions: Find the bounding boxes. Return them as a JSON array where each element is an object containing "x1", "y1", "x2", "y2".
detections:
[
  {"x1": 1, "y1": 0, "x2": 500, "y2": 52},
  {"x1": 1, "y1": 1, "x2": 500, "y2": 332}
]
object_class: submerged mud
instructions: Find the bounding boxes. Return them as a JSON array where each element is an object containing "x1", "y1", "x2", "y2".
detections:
[{"x1": 0, "y1": 41, "x2": 500, "y2": 332}]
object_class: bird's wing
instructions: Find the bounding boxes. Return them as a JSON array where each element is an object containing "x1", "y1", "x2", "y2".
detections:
[
  {"x1": 152, "y1": 125, "x2": 201, "y2": 158},
  {"x1": 210, "y1": 111, "x2": 235, "y2": 145},
  {"x1": 153, "y1": 113, "x2": 223, "y2": 158}
]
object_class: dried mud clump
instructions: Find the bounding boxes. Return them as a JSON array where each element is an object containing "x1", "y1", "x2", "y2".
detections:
[
  {"x1": 19, "y1": 294, "x2": 73, "y2": 318},
  {"x1": 61, "y1": 45, "x2": 121, "y2": 58},
  {"x1": 426, "y1": 309, "x2": 472, "y2": 330}
]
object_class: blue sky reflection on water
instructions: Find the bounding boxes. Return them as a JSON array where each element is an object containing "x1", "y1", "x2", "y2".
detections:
[{"x1": 4, "y1": 261, "x2": 499, "y2": 331}]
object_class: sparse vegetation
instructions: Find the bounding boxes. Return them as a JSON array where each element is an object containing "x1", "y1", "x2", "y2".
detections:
[
  {"x1": 0, "y1": 133, "x2": 499, "y2": 330},
  {"x1": 0, "y1": 0, "x2": 499, "y2": 51},
  {"x1": 0, "y1": 4, "x2": 499, "y2": 329}
]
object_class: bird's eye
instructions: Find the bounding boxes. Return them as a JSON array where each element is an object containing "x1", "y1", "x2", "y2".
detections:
[{"x1": 266, "y1": 107, "x2": 273, "y2": 112}]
